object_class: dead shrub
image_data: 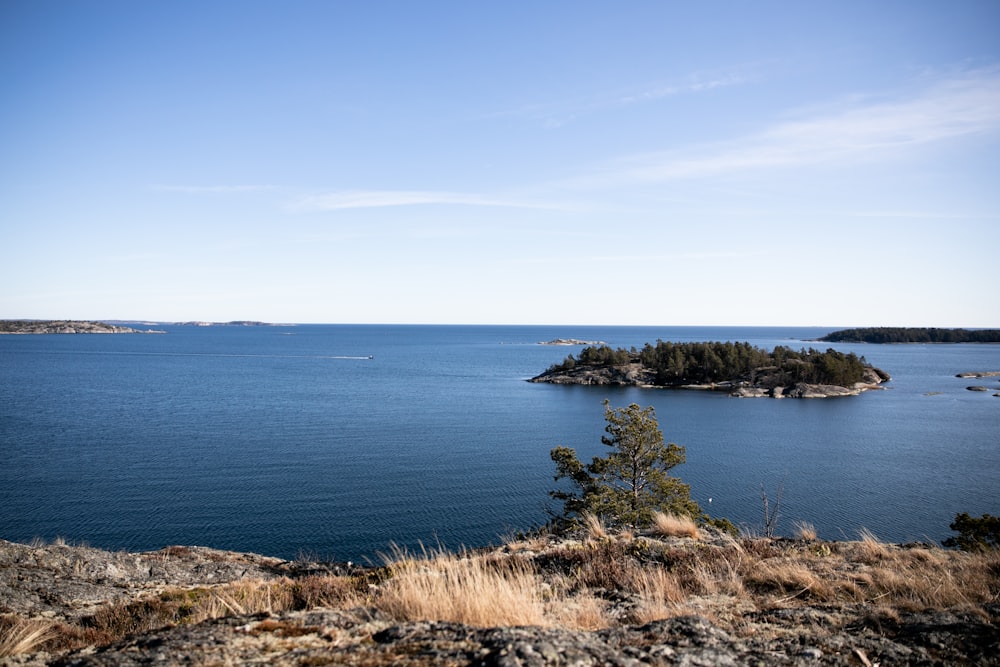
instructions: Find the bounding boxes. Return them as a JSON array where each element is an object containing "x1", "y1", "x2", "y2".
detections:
[
  {"x1": 747, "y1": 559, "x2": 833, "y2": 603},
  {"x1": 541, "y1": 540, "x2": 645, "y2": 593},
  {"x1": 290, "y1": 575, "x2": 364, "y2": 609},
  {"x1": 246, "y1": 618, "x2": 321, "y2": 638},
  {"x1": 160, "y1": 545, "x2": 194, "y2": 558}
]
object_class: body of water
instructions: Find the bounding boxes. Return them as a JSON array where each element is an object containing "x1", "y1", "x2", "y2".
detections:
[{"x1": 1, "y1": 325, "x2": 997, "y2": 561}]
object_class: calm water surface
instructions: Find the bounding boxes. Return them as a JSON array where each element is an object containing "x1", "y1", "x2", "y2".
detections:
[{"x1": 1, "y1": 325, "x2": 997, "y2": 560}]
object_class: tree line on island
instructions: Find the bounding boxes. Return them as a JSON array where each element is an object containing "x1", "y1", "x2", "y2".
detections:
[
  {"x1": 543, "y1": 340, "x2": 879, "y2": 388},
  {"x1": 820, "y1": 327, "x2": 1000, "y2": 343}
]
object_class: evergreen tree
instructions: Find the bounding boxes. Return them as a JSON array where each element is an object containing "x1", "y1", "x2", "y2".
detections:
[
  {"x1": 550, "y1": 400, "x2": 701, "y2": 529},
  {"x1": 942, "y1": 512, "x2": 1000, "y2": 552}
]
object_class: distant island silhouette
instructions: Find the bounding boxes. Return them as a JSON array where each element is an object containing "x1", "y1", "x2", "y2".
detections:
[{"x1": 819, "y1": 327, "x2": 1000, "y2": 343}]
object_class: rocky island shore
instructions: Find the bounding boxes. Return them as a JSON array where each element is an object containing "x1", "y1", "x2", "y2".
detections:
[
  {"x1": 1, "y1": 530, "x2": 996, "y2": 666},
  {"x1": 530, "y1": 342, "x2": 890, "y2": 398},
  {"x1": 539, "y1": 339, "x2": 607, "y2": 346},
  {"x1": 0, "y1": 321, "x2": 163, "y2": 335}
]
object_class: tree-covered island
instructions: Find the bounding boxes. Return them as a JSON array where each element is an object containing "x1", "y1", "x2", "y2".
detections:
[
  {"x1": 530, "y1": 341, "x2": 890, "y2": 398},
  {"x1": 820, "y1": 327, "x2": 1000, "y2": 343}
]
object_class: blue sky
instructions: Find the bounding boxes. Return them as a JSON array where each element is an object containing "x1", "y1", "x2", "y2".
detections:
[{"x1": 2, "y1": 1, "x2": 998, "y2": 326}]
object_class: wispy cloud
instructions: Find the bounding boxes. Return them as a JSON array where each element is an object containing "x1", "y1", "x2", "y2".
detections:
[
  {"x1": 290, "y1": 190, "x2": 570, "y2": 212},
  {"x1": 604, "y1": 66, "x2": 1000, "y2": 183},
  {"x1": 151, "y1": 184, "x2": 278, "y2": 194},
  {"x1": 844, "y1": 209, "x2": 1000, "y2": 220},
  {"x1": 512, "y1": 249, "x2": 765, "y2": 265},
  {"x1": 496, "y1": 67, "x2": 753, "y2": 128},
  {"x1": 615, "y1": 71, "x2": 749, "y2": 106}
]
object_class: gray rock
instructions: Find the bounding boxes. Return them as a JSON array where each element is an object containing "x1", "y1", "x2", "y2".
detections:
[{"x1": 4, "y1": 539, "x2": 998, "y2": 666}]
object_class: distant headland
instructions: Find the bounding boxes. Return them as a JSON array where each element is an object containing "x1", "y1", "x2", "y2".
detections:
[
  {"x1": 0, "y1": 319, "x2": 294, "y2": 334},
  {"x1": 530, "y1": 341, "x2": 890, "y2": 398},
  {"x1": 819, "y1": 327, "x2": 1000, "y2": 343},
  {"x1": 173, "y1": 320, "x2": 287, "y2": 327},
  {"x1": 0, "y1": 320, "x2": 165, "y2": 334}
]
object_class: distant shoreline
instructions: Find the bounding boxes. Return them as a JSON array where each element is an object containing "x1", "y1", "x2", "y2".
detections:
[
  {"x1": 0, "y1": 320, "x2": 165, "y2": 335},
  {"x1": 819, "y1": 327, "x2": 1000, "y2": 344},
  {"x1": 0, "y1": 319, "x2": 298, "y2": 334}
]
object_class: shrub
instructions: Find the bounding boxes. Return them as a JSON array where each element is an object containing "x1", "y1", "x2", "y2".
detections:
[{"x1": 942, "y1": 512, "x2": 1000, "y2": 552}]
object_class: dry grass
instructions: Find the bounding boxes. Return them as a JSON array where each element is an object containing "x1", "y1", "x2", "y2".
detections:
[
  {"x1": 855, "y1": 528, "x2": 891, "y2": 562},
  {"x1": 747, "y1": 559, "x2": 835, "y2": 603},
  {"x1": 629, "y1": 566, "x2": 685, "y2": 623},
  {"x1": 377, "y1": 548, "x2": 545, "y2": 627},
  {"x1": 650, "y1": 512, "x2": 700, "y2": 539},
  {"x1": 792, "y1": 521, "x2": 817, "y2": 541},
  {"x1": 4, "y1": 530, "x2": 999, "y2": 659},
  {"x1": 581, "y1": 512, "x2": 608, "y2": 540},
  {"x1": 0, "y1": 616, "x2": 59, "y2": 658},
  {"x1": 2, "y1": 575, "x2": 367, "y2": 657},
  {"x1": 545, "y1": 589, "x2": 610, "y2": 631}
]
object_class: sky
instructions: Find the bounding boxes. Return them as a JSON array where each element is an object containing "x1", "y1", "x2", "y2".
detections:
[{"x1": 1, "y1": 1, "x2": 998, "y2": 326}]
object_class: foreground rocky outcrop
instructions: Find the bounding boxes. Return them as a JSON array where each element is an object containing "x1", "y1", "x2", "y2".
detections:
[
  {"x1": 19, "y1": 609, "x2": 998, "y2": 666},
  {"x1": 2, "y1": 532, "x2": 997, "y2": 666}
]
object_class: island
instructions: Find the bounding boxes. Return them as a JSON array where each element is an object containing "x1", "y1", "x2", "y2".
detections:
[
  {"x1": 820, "y1": 327, "x2": 1000, "y2": 343},
  {"x1": 539, "y1": 338, "x2": 607, "y2": 346},
  {"x1": 174, "y1": 320, "x2": 283, "y2": 327},
  {"x1": 530, "y1": 341, "x2": 890, "y2": 398},
  {"x1": 0, "y1": 320, "x2": 164, "y2": 334}
]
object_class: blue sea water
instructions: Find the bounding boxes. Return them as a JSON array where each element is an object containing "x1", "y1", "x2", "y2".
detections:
[{"x1": 1, "y1": 324, "x2": 997, "y2": 561}]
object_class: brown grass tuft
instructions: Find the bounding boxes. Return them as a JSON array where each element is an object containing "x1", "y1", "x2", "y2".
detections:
[
  {"x1": 855, "y1": 528, "x2": 890, "y2": 562},
  {"x1": 792, "y1": 521, "x2": 818, "y2": 541},
  {"x1": 290, "y1": 575, "x2": 364, "y2": 609},
  {"x1": 581, "y1": 512, "x2": 607, "y2": 540},
  {"x1": 377, "y1": 549, "x2": 545, "y2": 627},
  {"x1": 629, "y1": 566, "x2": 685, "y2": 624},
  {"x1": 546, "y1": 591, "x2": 610, "y2": 631},
  {"x1": 0, "y1": 616, "x2": 60, "y2": 658},
  {"x1": 650, "y1": 512, "x2": 700, "y2": 540},
  {"x1": 748, "y1": 559, "x2": 833, "y2": 603}
]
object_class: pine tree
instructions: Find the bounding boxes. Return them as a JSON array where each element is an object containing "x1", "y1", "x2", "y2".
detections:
[{"x1": 550, "y1": 400, "x2": 701, "y2": 529}]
